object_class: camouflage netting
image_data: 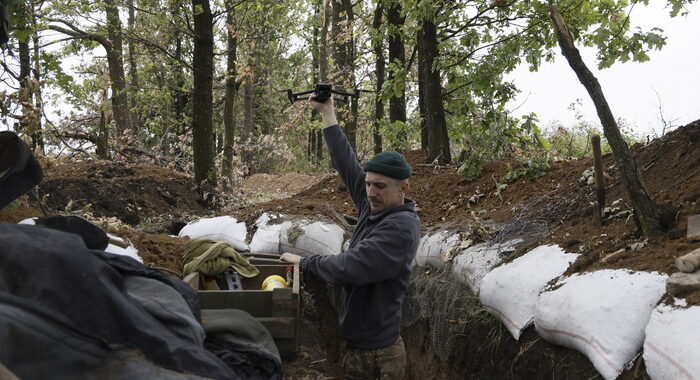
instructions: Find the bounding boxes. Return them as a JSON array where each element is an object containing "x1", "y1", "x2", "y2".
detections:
[
  {"x1": 401, "y1": 265, "x2": 485, "y2": 360},
  {"x1": 400, "y1": 192, "x2": 575, "y2": 361}
]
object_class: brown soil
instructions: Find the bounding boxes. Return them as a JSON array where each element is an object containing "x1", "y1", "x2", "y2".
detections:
[
  {"x1": 2, "y1": 119, "x2": 698, "y2": 379},
  {"x1": 37, "y1": 160, "x2": 211, "y2": 226}
]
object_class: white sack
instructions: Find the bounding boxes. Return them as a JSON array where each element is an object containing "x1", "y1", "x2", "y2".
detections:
[
  {"x1": 281, "y1": 220, "x2": 344, "y2": 257},
  {"x1": 178, "y1": 216, "x2": 249, "y2": 252},
  {"x1": 415, "y1": 231, "x2": 461, "y2": 269},
  {"x1": 644, "y1": 300, "x2": 700, "y2": 380},
  {"x1": 479, "y1": 244, "x2": 579, "y2": 340},
  {"x1": 20, "y1": 218, "x2": 143, "y2": 263},
  {"x1": 106, "y1": 233, "x2": 143, "y2": 263},
  {"x1": 534, "y1": 269, "x2": 667, "y2": 380},
  {"x1": 451, "y1": 239, "x2": 521, "y2": 293},
  {"x1": 249, "y1": 213, "x2": 292, "y2": 255}
]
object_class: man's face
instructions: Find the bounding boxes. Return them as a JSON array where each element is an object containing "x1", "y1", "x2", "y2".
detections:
[{"x1": 365, "y1": 172, "x2": 409, "y2": 214}]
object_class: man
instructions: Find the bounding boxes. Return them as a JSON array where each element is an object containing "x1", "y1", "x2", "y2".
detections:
[{"x1": 280, "y1": 95, "x2": 421, "y2": 379}]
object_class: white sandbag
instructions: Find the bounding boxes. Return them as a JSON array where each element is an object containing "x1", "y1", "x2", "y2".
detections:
[
  {"x1": 479, "y1": 244, "x2": 579, "y2": 340},
  {"x1": 19, "y1": 218, "x2": 143, "y2": 263},
  {"x1": 249, "y1": 213, "x2": 292, "y2": 255},
  {"x1": 534, "y1": 269, "x2": 668, "y2": 380},
  {"x1": 451, "y1": 239, "x2": 521, "y2": 293},
  {"x1": 178, "y1": 216, "x2": 249, "y2": 252},
  {"x1": 280, "y1": 220, "x2": 344, "y2": 257},
  {"x1": 644, "y1": 299, "x2": 700, "y2": 379},
  {"x1": 106, "y1": 233, "x2": 143, "y2": 263},
  {"x1": 415, "y1": 231, "x2": 461, "y2": 269}
]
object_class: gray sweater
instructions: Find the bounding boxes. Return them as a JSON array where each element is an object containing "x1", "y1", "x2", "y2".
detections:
[{"x1": 300, "y1": 125, "x2": 421, "y2": 350}]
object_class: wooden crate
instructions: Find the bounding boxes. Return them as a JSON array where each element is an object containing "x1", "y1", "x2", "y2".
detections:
[{"x1": 188, "y1": 264, "x2": 301, "y2": 358}]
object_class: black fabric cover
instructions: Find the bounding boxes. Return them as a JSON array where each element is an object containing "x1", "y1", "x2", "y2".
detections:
[
  {"x1": 36, "y1": 214, "x2": 110, "y2": 250},
  {"x1": 0, "y1": 293, "x2": 210, "y2": 380},
  {"x1": 202, "y1": 309, "x2": 283, "y2": 380},
  {"x1": 0, "y1": 132, "x2": 43, "y2": 209},
  {"x1": 0, "y1": 224, "x2": 236, "y2": 379}
]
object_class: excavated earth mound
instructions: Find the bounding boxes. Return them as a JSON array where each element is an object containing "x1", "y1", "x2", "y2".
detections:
[{"x1": 37, "y1": 160, "x2": 211, "y2": 226}]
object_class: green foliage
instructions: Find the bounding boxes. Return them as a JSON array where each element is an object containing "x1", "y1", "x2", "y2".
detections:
[
  {"x1": 11, "y1": 0, "x2": 691, "y2": 181},
  {"x1": 544, "y1": 99, "x2": 645, "y2": 159},
  {"x1": 457, "y1": 153, "x2": 485, "y2": 181},
  {"x1": 499, "y1": 156, "x2": 551, "y2": 186}
]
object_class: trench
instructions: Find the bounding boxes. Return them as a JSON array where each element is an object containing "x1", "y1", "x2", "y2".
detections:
[{"x1": 285, "y1": 266, "x2": 650, "y2": 380}]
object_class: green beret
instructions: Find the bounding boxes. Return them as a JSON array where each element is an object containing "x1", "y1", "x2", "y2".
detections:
[{"x1": 363, "y1": 151, "x2": 412, "y2": 180}]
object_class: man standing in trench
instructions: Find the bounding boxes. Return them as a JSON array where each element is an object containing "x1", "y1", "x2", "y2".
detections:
[{"x1": 280, "y1": 94, "x2": 421, "y2": 379}]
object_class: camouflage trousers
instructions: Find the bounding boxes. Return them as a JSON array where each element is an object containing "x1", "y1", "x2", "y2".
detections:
[{"x1": 342, "y1": 337, "x2": 406, "y2": 380}]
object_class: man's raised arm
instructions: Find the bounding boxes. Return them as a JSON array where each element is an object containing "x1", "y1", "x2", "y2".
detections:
[{"x1": 310, "y1": 97, "x2": 366, "y2": 209}]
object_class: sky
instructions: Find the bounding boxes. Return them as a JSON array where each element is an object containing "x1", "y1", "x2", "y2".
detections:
[{"x1": 505, "y1": 1, "x2": 700, "y2": 138}]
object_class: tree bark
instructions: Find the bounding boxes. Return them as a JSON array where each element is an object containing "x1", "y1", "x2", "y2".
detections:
[
  {"x1": 330, "y1": 0, "x2": 356, "y2": 149},
  {"x1": 549, "y1": 5, "x2": 668, "y2": 236},
  {"x1": 192, "y1": 0, "x2": 216, "y2": 185},
  {"x1": 104, "y1": 0, "x2": 131, "y2": 137},
  {"x1": 222, "y1": 2, "x2": 238, "y2": 179},
  {"x1": 17, "y1": 0, "x2": 32, "y2": 137},
  {"x1": 315, "y1": 0, "x2": 331, "y2": 162},
  {"x1": 243, "y1": 63, "x2": 255, "y2": 142},
  {"x1": 97, "y1": 65, "x2": 111, "y2": 159},
  {"x1": 173, "y1": 24, "x2": 187, "y2": 135},
  {"x1": 127, "y1": 0, "x2": 141, "y2": 131},
  {"x1": 341, "y1": 0, "x2": 357, "y2": 151},
  {"x1": 386, "y1": 0, "x2": 406, "y2": 145},
  {"x1": 310, "y1": 0, "x2": 321, "y2": 162},
  {"x1": 31, "y1": 17, "x2": 44, "y2": 154},
  {"x1": 419, "y1": 17, "x2": 450, "y2": 164},
  {"x1": 417, "y1": 39, "x2": 427, "y2": 151},
  {"x1": 372, "y1": 2, "x2": 384, "y2": 154}
]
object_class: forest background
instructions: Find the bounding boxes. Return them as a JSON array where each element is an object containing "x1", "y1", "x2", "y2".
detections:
[{"x1": 0, "y1": 0, "x2": 695, "y2": 190}]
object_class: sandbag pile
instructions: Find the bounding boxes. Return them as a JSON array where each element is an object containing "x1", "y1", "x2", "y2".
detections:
[
  {"x1": 479, "y1": 245, "x2": 579, "y2": 340},
  {"x1": 248, "y1": 212, "x2": 345, "y2": 257},
  {"x1": 643, "y1": 299, "x2": 700, "y2": 379},
  {"x1": 413, "y1": 224, "x2": 698, "y2": 380}
]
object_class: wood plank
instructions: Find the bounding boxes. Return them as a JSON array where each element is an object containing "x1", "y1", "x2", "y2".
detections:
[
  {"x1": 183, "y1": 272, "x2": 201, "y2": 290},
  {"x1": 258, "y1": 317, "x2": 296, "y2": 338}
]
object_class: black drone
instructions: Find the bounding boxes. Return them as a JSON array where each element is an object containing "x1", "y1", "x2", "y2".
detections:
[{"x1": 282, "y1": 83, "x2": 372, "y2": 104}]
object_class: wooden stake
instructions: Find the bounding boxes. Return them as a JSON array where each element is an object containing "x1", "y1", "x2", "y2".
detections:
[{"x1": 592, "y1": 134, "x2": 605, "y2": 223}]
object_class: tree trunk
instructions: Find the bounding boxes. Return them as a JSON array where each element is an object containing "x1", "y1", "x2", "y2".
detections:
[
  {"x1": 104, "y1": 0, "x2": 130, "y2": 137},
  {"x1": 127, "y1": 0, "x2": 141, "y2": 131},
  {"x1": 419, "y1": 17, "x2": 450, "y2": 164},
  {"x1": 341, "y1": 0, "x2": 356, "y2": 151},
  {"x1": 418, "y1": 61, "x2": 428, "y2": 150},
  {"x1": 549, "y1": 5, "x2": 668, "y2": 237},
  {"x1": 192, "y1": 0, "x2": 216, "y2": 185},
  {"x1": 17, "y1": 0, "x2": 32, "y2": 136},
  {"x1": 222, "y1": 3, "x2": 238, "y2": 179},
  {"x1": 330, "y1": 0, "x2": 355, "y2": 149},
  {"x1": 97, "y1": 65, "x2": 111, "y2": 159},
  {"x1": 31, "y1": 19, "x2": 44, "y2": 154},
  {"x1": 243, "y1": 62, "x2": 255, "y2": 142},
  {"x1": 310, "y1": 0, "x2": 321, "y2": 162},
  {"x1": 386, "y1": 0, "x2": 406, "y2": 145},
  {"x1": 372, "y1": 2, "x2": 384, "y2": 154},
  {"x1": 173, "y1": 35, "x2": 186, "y2": 131},
  {"x1": 313, "y1": 0, "x2": 331, "y2": 162}
]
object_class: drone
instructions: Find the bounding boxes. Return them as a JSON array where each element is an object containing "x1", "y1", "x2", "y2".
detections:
[{"x1": 282, "y1": 83, "x2": 372, "y2": 104}]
